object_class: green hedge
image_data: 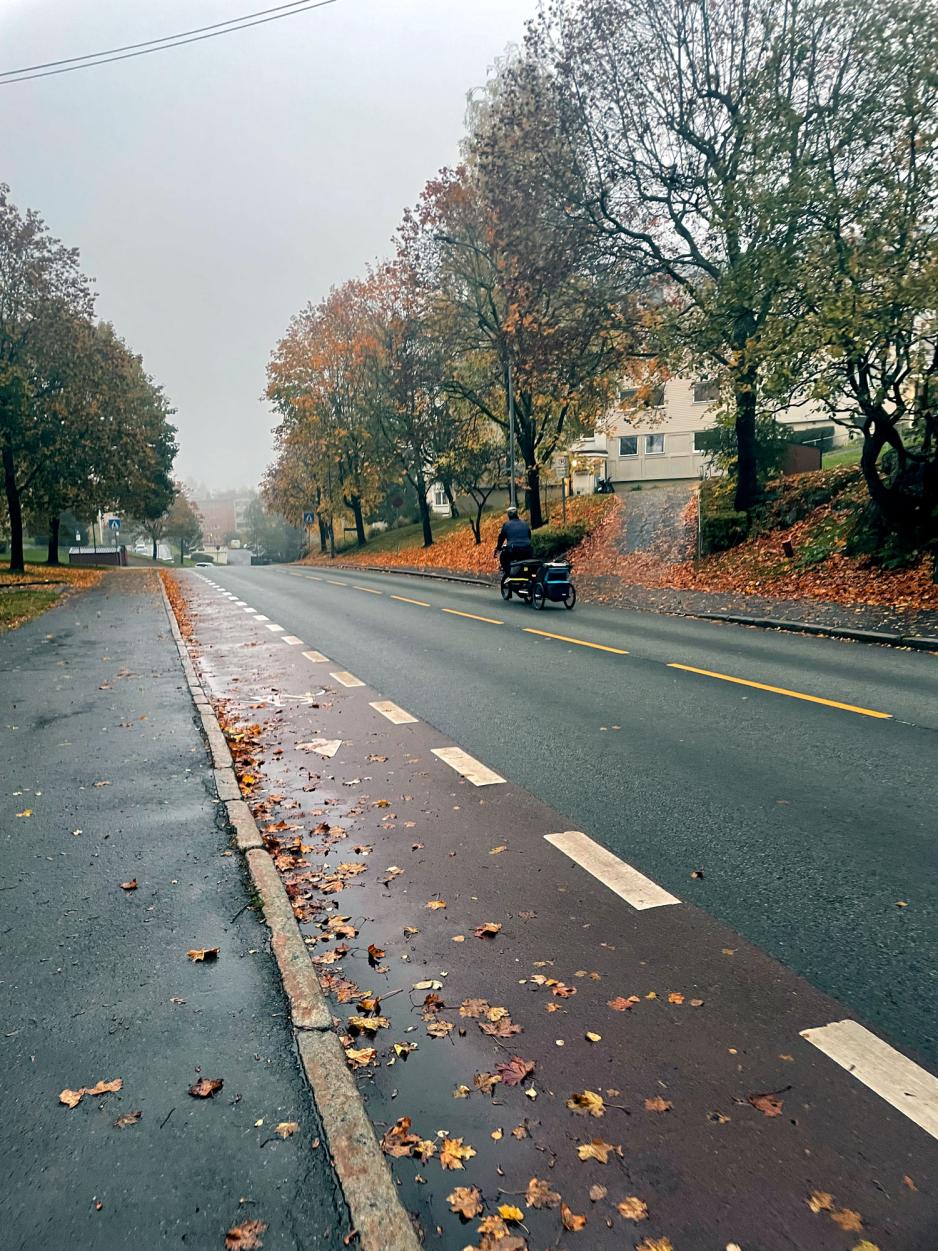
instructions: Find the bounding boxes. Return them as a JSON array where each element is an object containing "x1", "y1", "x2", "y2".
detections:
[
  {"x1": 530, "y1": 520, "x2": 591, "y2": 560},
  {"x1": 699, "y1": 508, "x2": 749, "y2": 554}
]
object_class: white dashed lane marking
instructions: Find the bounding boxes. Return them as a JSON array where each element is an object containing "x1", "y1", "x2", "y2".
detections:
[
  {"x1": 255, "y1": 615, "x2": 269, "y2": 623},
  {"x1": 370, "y1": 700, "x2": 418, "y2": 725},
  {"x1": 302, "y1": 650, "x2": 329, "y2": 663},
  {"x1": 544, "y1": 831, "x2": 681, "y2": 910},
  {"x1": 431, "y1": 747, "x2": 505, "y2": 787},
  {"x1": 800, "y1": 1020, "x2": 938, "y2": 1141},
  {"x1": 265, "y1": 623, "x2": 284, "y2": 633},
  {"x1": 244, "y1": 608, "x2": 257, "y2": 614},
  {"x1": 281, "y1": 635, "x2": 304, "y2": 646},
  {"x1": 331, "y1": 671, "x2": 365, "y2": 688}
]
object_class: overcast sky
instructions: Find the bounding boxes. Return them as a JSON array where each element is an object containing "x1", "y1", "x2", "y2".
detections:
[{"x1": 2, "y1": 0, "x2": 533, "y2": 492}]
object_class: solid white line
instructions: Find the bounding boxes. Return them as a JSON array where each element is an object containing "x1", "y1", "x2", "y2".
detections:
[
  {"x1": 255, "y1": 615, "x2": 269, "y2": 623},
  {"x1": 370, "y1": 700, "x2": 418, "y2": 725},
  {"x1": 544, "y1": 831, "x2": 681, "y2": 910},
  {"x1": 281, "y1": 635, "x2": 304, "y2": 646},
  {"x1": 331, "y1": 671, "x2": 365, "y2": 687},
  {"x1": 265, "y1": 623, "x2": 284, "y2": 633},
  {"x1": 302, "y1": 650, "x2": 329, "y2": 663},
  {"x1": 431, "y1": 747, "x2": 505, "y2": 787},
  {"x1": 800, "y1": 1020, "x2": 938, "y2": 1141}
]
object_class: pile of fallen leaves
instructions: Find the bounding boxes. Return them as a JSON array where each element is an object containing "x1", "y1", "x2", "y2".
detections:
[
  {"x1": 0, "y1": 562, "x2": 104, "y2": 589},
  {"x1": 303, "y1": 496, "x2": 614, "y2": 576},
  {"x1": 575, "y1": 478, "x2": 938, "y2": 612},
  {"x1": 161, "y1": 570, "x2": 196, "y2": 638}
]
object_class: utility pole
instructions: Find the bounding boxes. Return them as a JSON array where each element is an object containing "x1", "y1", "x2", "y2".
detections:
[{"x1": 507, "y1": 360, "x2": 517, "y2": 510}]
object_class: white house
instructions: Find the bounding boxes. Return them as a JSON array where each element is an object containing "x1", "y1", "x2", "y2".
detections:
[{"x1": 568, "y1": 378, "x2": 846, "y2": 491}]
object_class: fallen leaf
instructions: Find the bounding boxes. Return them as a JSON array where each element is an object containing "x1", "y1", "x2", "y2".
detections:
[
  {"x1": 566, "y1": 1090, "x2": 605, "y2": 1117},
  {"x1": 187, "y1": 947, "x2": 219, "y2": 962},
  {"x1": 225, "y1": 1219, "x2": 267, "y2": 1249},
  {"x1": 830, "y1": 1209, "x2": 863, "y2": 1232},
  {"x1": 644, "y1": 1096, "x2": 672, "y2": 1113},
  {"x1": 524, "y1": 1085, "x2": 537, "y2": 1100},
  {"x1": 446, "y1": 1186, "x2": 483, "y2": 1220},
  {"x1": 526, "y1": 1176, "x2": 561, "y2": 1209},
  {"x1": 347, "y1": 1015, "x2": 390, "y2": 1036},
  {"x1": 474, "y1": 922, "x2": 502, "y2": 939},
  {"x1": 707, "y1": 1110, "x2": 731, "y2": 1124},
  {"x1": 459, "y1": 998, "x2": 490, "y2": 1018},
  {"x1": 561, "y1": 1202, "x2": 587, "y2": 1231},
  {"x1": 807, "y1": 1191, "x2": 834, "y2": 1213},
  {"x1": 413, "y1": 980, "x2": 443, "y2": 992},
  {"x1": 59, "y1": 1078, "x2": 122, "y2": 1108},
  {"x1": 496, "y1": 1056, "x2": 535, "y2": 1087},
  {"x1": 113, "y1": 1110, "x2": 142, "y2": 1129},
  {"x1": 381, "y1": 1116, "x2": 421, "y2": 1158},
  {"x1": 690, "y1": 998, "x2": 705, "y2": 1008},
  {"x1": 473, "y1": 1072, "x2": 502, "y2": 1095},
  {"x1": 585, "y1": 1031, "x2": 602, "y2": 1043},
  {"x1": 511, "y1": 1124, "x2": 528, "y2": 1138},
  {"x1": 608, "y1": 996, "x2": 640, "y2": 1012},
  {"x1": 902, "y1": 1175, "x2": 917, "y2": 1192},
  {"x1": 345, "y1": 1047, "x2": 377, "y2": 1069},
  {"x1": 690, "y1": 869, "x2": 704, "y2": 879},
  {"x1": 479, "y1": 1016, "x2": 522, "y2": 1038},
  {"x1": 851, "y1": 1243, "x2": 881, "y2": 1251},
  {"x1": 451, "y1": 935, "x2": 465, "y2": 943},
  {"x1": 497, "y1": 1204, "x2": 523, "y2": 1223},
  {"x1": 275, "y1": 1121, "x2": 299, "y2": 1138},
  {"x1": 188, "y1": 1077, "x2": 223, "y2": 1098},
  {"x1": 589, "y1": 1184, "x2": 607, "y2": 1202},
  {"x1": 552, "y1": 983, "x2": 577, "y2": 997},
  {"x1": 15, "y1": 809, "x2": 32, "y2": 817},
  {"x1": 425, "y1": 1019, "x2": 454, "y2": 1038},
  {"x1": 667, "y1": 992, "x2": 685, "y2": 1005},
  {"x1": 393, "y1": 1042, "x2": 417, "y2": 1059},
  {"x1": 439, "y1": 1136, "x2": 476, "y2": 1170},
  {"x1": 489, "y1": 845, "x2": 508, "y2": 855},
  {"x1": 748, "y1": 1090, "x2": 785, "y2": 1117},
  {"x1": 616, "y1": 1196, "x2": 649, "y2": 1221},
  {"x1": 426, "y1": 899, "x2": 447, "y2": 910},
  {"x1": 636, "y1": 1240, "x2": 674, "y2": 1251},
  {"x1": 491, "y1": 1127, "x2": 503, "y2": 1140},
  {"x1": 453, "y1": 1084, "x2": 471, "y2": 1099},
  {"x1": 577, "y1": 1139, "x2": 619, "y2": 1163},
  {"x1": 119, "y1": 879, "x2": 138, "y2": 891},
  {"x1": 366, "y1": 943, "x2": 385, "y2": 966}
]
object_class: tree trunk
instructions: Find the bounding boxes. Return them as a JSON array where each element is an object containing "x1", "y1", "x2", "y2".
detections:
[
  {"x1": 471, "y1": 502, "x2": 483, "y2": 544},
  {"x1": 151, "y1": 535, "x2": 158, "y2": 560},
  {"x1": 733, "y1": 383, "x2": 759, "y2": 513},
  {"x1": 350, "y1": 496, "x2": 367, "y2": 547},
  {"x1": 443, "y1": 480, "x2": 459, "y2": 518},
  {"x1": 2, "y1": 443, "x2": 25, "y2": 574},
  {"x1": 178, "y1": 540, "x2": 184, "y2": 565},
  {"x1": 526, "y1": 463, "x2": 544, "y2": 529},
  {"x1": 317, "y1": 513, "x2": 328, "y2": 554},
  {"x1": 415, "y1": 470, "x2": 434, "y2": 547},
  {"x1": 47, "y1": 514, "x2": 61, "y2": 565}
]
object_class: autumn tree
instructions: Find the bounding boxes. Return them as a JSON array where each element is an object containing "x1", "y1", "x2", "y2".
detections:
[
  {"x1": 444, "y1": 413, "x2": 506, "y2": 544},
  {"x1": 767, "y1": 0, "x2": 938, "y2": 548},
  {"x1": 267, "y1": 281, "x2": 384, "y2": 549},
  {"x1": 410, "y1": 145, "x2": 631, "y2": 528},
  {"x1": 0, "y1": 187, "x2": 95, "y2": 571},
  {"x1": 165, "y1": 490, "x2": 203, "y2": 563},
  {"x1": 509, "y1": 0, "x2": 860, "y2": 513},
  {"x1": 360, "y1": 261, "x2": 452, "y2": 548}
]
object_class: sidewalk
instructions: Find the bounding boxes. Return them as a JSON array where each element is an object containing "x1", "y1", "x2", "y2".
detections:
[{"x1": 0, "y1": 571, "x2": 346, "y2": 1249}]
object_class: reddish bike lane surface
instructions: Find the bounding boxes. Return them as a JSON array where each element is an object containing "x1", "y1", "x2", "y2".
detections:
[{"x1": 178, "y1": 571, "x2": 938, "y2": 1251}]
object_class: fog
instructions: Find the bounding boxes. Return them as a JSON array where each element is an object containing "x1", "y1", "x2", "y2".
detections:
[{"x1": 1, "y1": 0, "x2": 533, "y2": 490}]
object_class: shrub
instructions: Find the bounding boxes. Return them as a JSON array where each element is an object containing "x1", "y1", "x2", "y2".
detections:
[
  {"x1": 700, "y1": 509, "x2": 749, "y2": 554},
  {"x1": 530, "y1": 520, "x2": 591, "y2": 559}
]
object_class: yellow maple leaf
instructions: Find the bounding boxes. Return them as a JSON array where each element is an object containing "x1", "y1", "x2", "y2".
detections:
[
  {"x1": 566, "y1": 1089, "x2": 605, "y2": 1117},
  {"x1": 439, "y1": 1136, "x2": 476, "y2": 1169},
  {"x1": 497, "y1": 1204, "x2": 523, "y2": 1222},
  {"x1": 616, "y1": 1196, "x2": 649, "y2": 1221}
]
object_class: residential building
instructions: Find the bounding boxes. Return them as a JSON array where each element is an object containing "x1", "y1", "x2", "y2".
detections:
[{"x1": 568, "y1": 378, "x2": 845, "y2": 491}]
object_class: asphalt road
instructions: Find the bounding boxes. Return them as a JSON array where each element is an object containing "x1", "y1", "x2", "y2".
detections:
[
  {"x1": 205, "y1": 562, "x2": 938, "y2": 1068},
  {"x1": 0, "y1": 573, "x2": 346, "y2": 1249}
]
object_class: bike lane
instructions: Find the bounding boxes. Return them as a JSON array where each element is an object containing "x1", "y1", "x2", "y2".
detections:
[{"x1": 177, "y1": 569, "x2": 938, "y2": 1250}]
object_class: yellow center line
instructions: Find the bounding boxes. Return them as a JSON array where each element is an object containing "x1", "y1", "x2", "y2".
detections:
[
  {"x1": 667, "y1": 662, "x2": 892, "y2": 719},
  {"x1": 524, "y1": 628, "x2": 628, "y2": 655},
  {"x1": 391, "y1": 594, "x2": 431, "y2": 607},
  {"x1": 326, "y1": 579, "x2": 348, "y2": 586},
  {"x1": 352, "y1": 585, "x2": 383, "y2": 595},
  {"x1": 442, "y1": 608, "x2": 504, "y2": 626}
]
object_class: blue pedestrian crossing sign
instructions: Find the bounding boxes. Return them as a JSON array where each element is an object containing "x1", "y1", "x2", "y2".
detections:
[
  {"x1": 303, "y1": 511, "x2": 315, "y2": 525},
  {"x1": 107, "y1": 518, "x2": 121, "y2": 530}
]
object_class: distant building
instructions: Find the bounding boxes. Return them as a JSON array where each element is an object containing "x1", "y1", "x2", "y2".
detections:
[
  {"x1": 567, "y1": 378, "x2": 843, "y2": 491},
  {"x1": 195, "y1": 496, "x2": 253, "y2": 545}
]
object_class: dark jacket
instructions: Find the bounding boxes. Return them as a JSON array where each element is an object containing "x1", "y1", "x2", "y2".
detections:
[{"x1": 496, "y1": 518, "x2": 532, "y2": 550}]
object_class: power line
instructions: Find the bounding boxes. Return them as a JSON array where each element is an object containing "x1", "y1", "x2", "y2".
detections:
[{"x1": 0, "y1": 0, "x2": 338, "y2": 86}]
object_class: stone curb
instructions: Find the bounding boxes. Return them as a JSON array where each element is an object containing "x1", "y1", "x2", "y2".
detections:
[
  {"x1": 691, "y1": 611, "x2": 938, "y2": 651},
  {"x1": 301, "y1": 561, "x2": 493, "y2": 588},
  {"x1": 158, "y1": 575, "x2": 422, "y2": 1251}
]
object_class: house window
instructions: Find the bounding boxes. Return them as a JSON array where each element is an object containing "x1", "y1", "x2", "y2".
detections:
[
  {"x1": 619, "y1": 387, "x2": 637, "y2": 403},
  {"x1": 618, "y1": 435, "x2": 638, "y2": 456},
  {"x1": 649, "y1": 385, "x2": 665, "y2": 408},
  {"x1": 694, "y1": 380, "x2": 719, "y2": 403},
  {"x1": 645, "y1": 434, "x2": 665, "y2": 455},
  {"x1": 432, "y1": 487, "x2": 446, "y2": 508}
]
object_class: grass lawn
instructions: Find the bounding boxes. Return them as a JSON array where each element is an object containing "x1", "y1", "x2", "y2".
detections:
[
  {"x1": 821, "y1": 443, "x2": 863, "y2": 468},
  {"x1": 331, "y1": 511, "x2": 488, "y2": 558},
  {"x1": 0, "y1": 588, "x2": 61, "y2": 632}
]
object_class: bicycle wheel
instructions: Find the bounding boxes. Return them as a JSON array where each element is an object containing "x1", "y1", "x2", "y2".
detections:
[{"x1": 563, "y1": 585, "x2": 577, "y2": 610}]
